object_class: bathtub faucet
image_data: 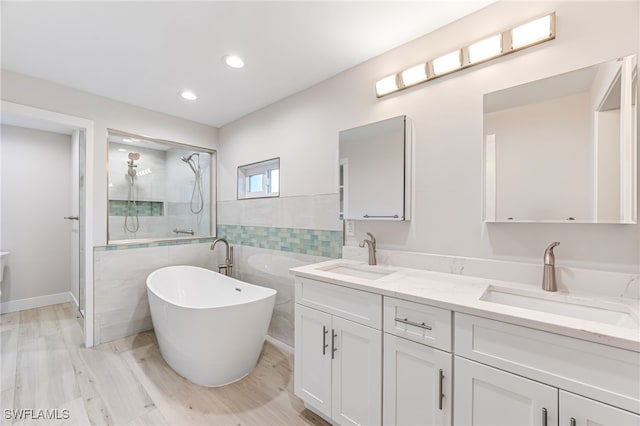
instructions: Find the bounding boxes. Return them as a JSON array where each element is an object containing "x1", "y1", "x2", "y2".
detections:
[{"x1": 210, "y1": 237, "x2": 233, "y2": 276}]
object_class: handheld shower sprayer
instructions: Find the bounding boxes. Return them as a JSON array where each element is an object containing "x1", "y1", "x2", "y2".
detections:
[
  {"x1": 181, "y1": 152, "x2": 204, "y2": 214},
  {"x1": 127, "y1": 152, "x2": 141, "y2": 177},
  {"x1": 125, "y1": 152, "x2": 141, "y2": 233},
  {"x1": 181, "y1": 153, "x2": 199, "y2": 174}
]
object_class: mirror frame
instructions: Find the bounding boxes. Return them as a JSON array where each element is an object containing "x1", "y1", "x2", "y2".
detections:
[
  {"x1": 339, "y1": 115, "x2": 412, "y2": 221},
  {"x1": 106, "y1": 128, "x2": 217, "y2": 244},
  {"x1": 482, "y1": 55, "x2": 637, "y2": 224}
]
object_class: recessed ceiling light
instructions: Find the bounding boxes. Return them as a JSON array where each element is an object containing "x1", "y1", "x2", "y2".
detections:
[
  {"x1": 122, "y1": 138, "x2": 132, "y2": 143},
  {"x1": 179, "y1": 90, "x2": 198, "y2": 101},
  {"x1": 224, "y1": 55, "x2": 245, "y2": 69}
]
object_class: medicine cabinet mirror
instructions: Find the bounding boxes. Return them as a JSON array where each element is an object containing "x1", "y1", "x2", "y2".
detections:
[
  {"x1": 107, "y1": 129, "x2": 216, "y2": 243},
  {"x1": 237, "y1": 158, "x2": 280, "y2": 199},
  {"x1": 483, "y1": 54, "x2": 637, "y2": 224},
  {"x1": 339, "y1": 115, "x2": 412, "y2": 220}
]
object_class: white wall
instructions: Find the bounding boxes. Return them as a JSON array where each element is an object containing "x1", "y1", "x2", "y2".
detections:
[
  {"x1": 218, "y1": 1, "x2": 640, "y2": 273},
  {"x1": 1, "y1": 125, "x2": 72, "y2": 303},
  {"x1": 0, "y1": 71, "x2": 219, "y2": 246}
]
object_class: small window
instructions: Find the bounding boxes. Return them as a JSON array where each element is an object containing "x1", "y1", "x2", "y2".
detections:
[{"x1": 237, "y1": 158, "x2": 280, "y2": 199}]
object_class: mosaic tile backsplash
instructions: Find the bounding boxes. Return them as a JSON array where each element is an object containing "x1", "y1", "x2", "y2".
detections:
[
  {"x1": 109, "y1": 200, "x2": 164, "y2": 217},
  {"x1": 217, "y1": 224, "x2": 342, "y2": 258}
]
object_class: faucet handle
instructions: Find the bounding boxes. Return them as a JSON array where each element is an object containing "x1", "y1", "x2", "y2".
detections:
[
  {"x1": 544, "y1": 241, "x2": 560, "y2": 265},
  {"x1": 366, "y1": 232, "x2": 376, "y2": 247}
]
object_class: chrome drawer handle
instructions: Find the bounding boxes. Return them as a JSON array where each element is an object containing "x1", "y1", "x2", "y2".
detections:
[
  {"x1": 331, "y1": 329, "x2": 338, "y2": 359},
  {"x1": 438, "y1": 369, "x2": 444, "y2": 410},
  {"x1": 395, "y1": 317, "x2": 432, "y2": 330},
  {"x1": 322, "y1": 325, "x2": 328, "y2": 355}
]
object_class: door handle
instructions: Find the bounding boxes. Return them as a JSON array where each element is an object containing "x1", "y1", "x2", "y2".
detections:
[
  {"x1": 64, "y1": 216, "x2": 79, "y2": 221},
  {"x1": 570, "y1": 418, "x2": 576, "y2": 426},
  {"x1": 542, "y1": 408, "x2": 548, "y2": 426}
]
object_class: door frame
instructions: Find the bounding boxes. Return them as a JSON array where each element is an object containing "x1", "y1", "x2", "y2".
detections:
[{"x1": 1, "y1": 100, "x2": 95, "y2": 347}]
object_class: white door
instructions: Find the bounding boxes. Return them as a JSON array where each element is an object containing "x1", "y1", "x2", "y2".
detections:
[
  {"x1": 383, "y1": 334, "x2": 451, "y2": 426},
  {"x1": 332, "y1": 316, "x2": 382, "y2": 426},
  {"x1": 560, "y1": 391, "x2": 640, "y2": 426},
  {"x1": 454, "y1": 357, "x2": 558, "y2": 426},
  {"x1": 294, "y1": 304, "x2": 332, "y2": 418}
]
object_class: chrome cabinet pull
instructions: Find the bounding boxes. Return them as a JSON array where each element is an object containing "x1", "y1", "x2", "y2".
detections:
[
  {"x1": 438, "y1": 369, "x2": 444, "y2": 410},
  {"x1": 395, "y1": 317, "x2": 432, "y2": 330},
  {"x1": 64, "y1": 216, "x2": 79, "y2": 221},
  {"x1": 331, "y1": 329, "x2": 337, "y2": 359},
  {"x1": 363, "y1": 214, "x2": 399, "y2": 218},
  {"x1": 542, "y1": 408, "x2": 548, "y2": 426},
  {"x1": 322, "y1": 326, "x2": 328, "y2": 355},
  {"x1": 570, "y1": 418, "x2": 576, "y2": 426}
]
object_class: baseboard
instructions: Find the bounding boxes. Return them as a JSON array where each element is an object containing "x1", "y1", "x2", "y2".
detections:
[
  {"x1": 266, "y1": 334, "x2": 294, "y2": 354},
  {"x1": 0, "y1": 292, "x2": 73, "y2": 314},
  {"x1": 69, "y1": 292, "x2": 79, "y2": 310}
]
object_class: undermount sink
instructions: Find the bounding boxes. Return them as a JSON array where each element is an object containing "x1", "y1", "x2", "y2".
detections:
[
  {"x1": 480, "y1": 286, "x2": 639, "y2": 329},
  {"x1": 319, "y1": 263, "x2": 395, "y2": 280}
]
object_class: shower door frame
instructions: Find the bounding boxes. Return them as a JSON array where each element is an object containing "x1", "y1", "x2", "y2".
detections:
[{"x1": 2, "y1": 101, "x2": 95, "y2": 347}]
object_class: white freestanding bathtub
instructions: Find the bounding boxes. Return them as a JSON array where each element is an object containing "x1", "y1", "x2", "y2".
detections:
[{"x1": 146, "y1": 265, "x2": 277, "y2": 387}]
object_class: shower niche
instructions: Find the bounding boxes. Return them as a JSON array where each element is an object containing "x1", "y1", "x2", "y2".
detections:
[{"x1": 107, "y1": 129, "x2": 216, "y2": 243}]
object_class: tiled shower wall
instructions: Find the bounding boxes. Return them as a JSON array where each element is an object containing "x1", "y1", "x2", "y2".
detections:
[{"x1": 216, "y1": 193, "x2": 342, "y2": 346}]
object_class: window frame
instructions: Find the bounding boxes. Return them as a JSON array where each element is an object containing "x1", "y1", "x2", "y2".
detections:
[{"x1": 237, "y1": 157, "x2": 280, "y2": 199}]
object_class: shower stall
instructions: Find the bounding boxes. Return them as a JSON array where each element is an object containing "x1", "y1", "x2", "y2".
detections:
[{"x1": 107, "y1": 130, "x2": 215, "y2": 242}]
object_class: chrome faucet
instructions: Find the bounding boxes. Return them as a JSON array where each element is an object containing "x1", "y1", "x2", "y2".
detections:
[
  {"x1": 542, "y1": 241, "x2": 560, "y2": 292},
  {"x1": 359, "y1": 232, "x2": 377, "y2": 265},
  {"x1": 210, "y1": 237, "x2": 233, "y2": 276}
]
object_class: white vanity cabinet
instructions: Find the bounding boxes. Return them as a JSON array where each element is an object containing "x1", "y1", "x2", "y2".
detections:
[
  {"x1": 294, "y1": 277, "x2": 382, "y2": 426},
  {"x1": 383, "y1": 297, "x2": 452, "y2": 426},
  {"x1": 454, "y1": 313, "x2": 640, "y2": 426}
]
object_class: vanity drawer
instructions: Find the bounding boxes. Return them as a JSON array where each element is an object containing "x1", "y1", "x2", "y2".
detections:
[
  {"x1": 383, "y1": 297, "x2": 452, "y2": 352},
  {"x1": 455, "y1": 313, "x2": 640, "y2": 414},
  {"x1": 295, "y1": 277, "x2": 382, "y2": 329}
]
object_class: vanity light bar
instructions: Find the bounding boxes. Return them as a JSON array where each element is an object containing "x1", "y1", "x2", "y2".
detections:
[{"x1": 375, "y1": 12, "x2": 556, "y2": 97}]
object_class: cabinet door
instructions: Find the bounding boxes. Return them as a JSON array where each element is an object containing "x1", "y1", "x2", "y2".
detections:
[
  {"x1": 332, "y1": 316, "x2": 382, "y2": 426},
  {"x1": 560, "y1": 391, "x2": 640, "y2": 426},
  {"x1": 454, "y1": 357, "x2": 558, "y2": 426},
  {"x1": 294, "y1": 304, "x2": 332, "y2": 419},
  {"x1": 383, "y1": 334, "x2": 452, "y2": 426}
]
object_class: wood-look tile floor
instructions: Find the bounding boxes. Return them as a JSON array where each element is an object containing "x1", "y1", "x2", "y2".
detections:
[{"x1": 0, "y1": 303, "x2": 329, "y2": 426}]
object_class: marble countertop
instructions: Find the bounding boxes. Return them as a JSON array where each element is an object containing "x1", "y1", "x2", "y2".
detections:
[{"x1": 291, "y1": 259, "x2": 640, "y2": 352}]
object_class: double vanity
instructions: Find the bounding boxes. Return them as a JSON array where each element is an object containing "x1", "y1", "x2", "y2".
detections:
[{"x1": 291, "y1": 259, "x2": 640, "y2": 426}]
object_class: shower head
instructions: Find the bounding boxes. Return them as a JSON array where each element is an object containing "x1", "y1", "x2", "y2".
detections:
[
  {"x1": 181, "y1": 153, "x2": 200, "y2": 174},
  {"x1": 181, "y1": 153, "x2": 198, "y2": 162},
  {"x1": 128, "y1": 152, "x2": 141, "y2": 161}
]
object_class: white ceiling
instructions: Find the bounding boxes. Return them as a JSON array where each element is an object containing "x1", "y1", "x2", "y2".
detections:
[{"x1": 1, "y1": 1, "x2": 494, "y2": 128}]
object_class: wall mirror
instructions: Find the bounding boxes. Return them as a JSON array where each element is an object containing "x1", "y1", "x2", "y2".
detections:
[
  {"x1": 483, "y1": 54, "x2": 637, "y2": 224},
  {"x1": 107, "y1": 129, "x2": 216, "y2": 243},
  {"x1": 339, "y1": 115, "x2": 412, "y2": 220},
  {"x1": 237, "y1": 158, "x2": 280, "y2": 199}
]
